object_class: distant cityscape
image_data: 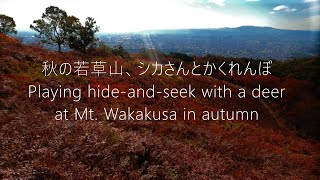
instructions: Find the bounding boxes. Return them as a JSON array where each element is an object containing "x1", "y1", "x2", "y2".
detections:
[{"x1": 17, "y1": 26, "x2": 319, "y2": 60}]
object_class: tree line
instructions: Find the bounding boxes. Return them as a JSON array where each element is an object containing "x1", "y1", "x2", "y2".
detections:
[{"x1": 1, "y1": 6, "x2": 100, "y2": 54}]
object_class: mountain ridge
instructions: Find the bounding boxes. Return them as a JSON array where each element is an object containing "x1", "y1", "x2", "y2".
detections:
[{"x1": 136, "y1": 26, "x2": 320, "y2": 35}]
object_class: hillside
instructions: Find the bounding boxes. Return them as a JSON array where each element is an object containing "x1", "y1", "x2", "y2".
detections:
[{"x1": 0, "y1": 34, "x2": 319, "y2": 179}]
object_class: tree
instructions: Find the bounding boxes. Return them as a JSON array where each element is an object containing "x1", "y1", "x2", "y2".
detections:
[
  {"x1": 112, "y1": 45, "x2": 130, "y2": 59},
  {"x1": 90, "y1": 41, "x2": 113, "y2": 57},
  {"x1": 68, "y1": 17, "x2": 99, "y2": 54},
  {"x1": 64, "y1": 15, "x2": 81, "y2": 35},
  {"x1": 30, "y1": 6, "x2": 69, "y2": 52},
  {"x1": 0, "y1": 14, "x2": 17, "y2": 35}
]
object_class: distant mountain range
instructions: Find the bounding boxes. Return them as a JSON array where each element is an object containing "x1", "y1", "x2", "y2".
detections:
[{"x1": 17, "y1": 26, "x2": 320, "y2": 60}]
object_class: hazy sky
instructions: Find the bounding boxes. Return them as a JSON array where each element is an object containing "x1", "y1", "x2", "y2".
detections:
[{"x1": 0, "y1": 0, "x2": 319, "y2": 32}]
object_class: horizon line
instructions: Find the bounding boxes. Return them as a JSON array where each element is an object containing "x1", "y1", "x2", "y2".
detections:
[{"x1": 15, "y1": 25, "x2": 320, "y2": 35}]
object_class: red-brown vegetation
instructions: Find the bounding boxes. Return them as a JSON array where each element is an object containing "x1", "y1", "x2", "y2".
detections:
[{"x1": 0, "y1": 34, "x2": 319, "y2": 179}]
